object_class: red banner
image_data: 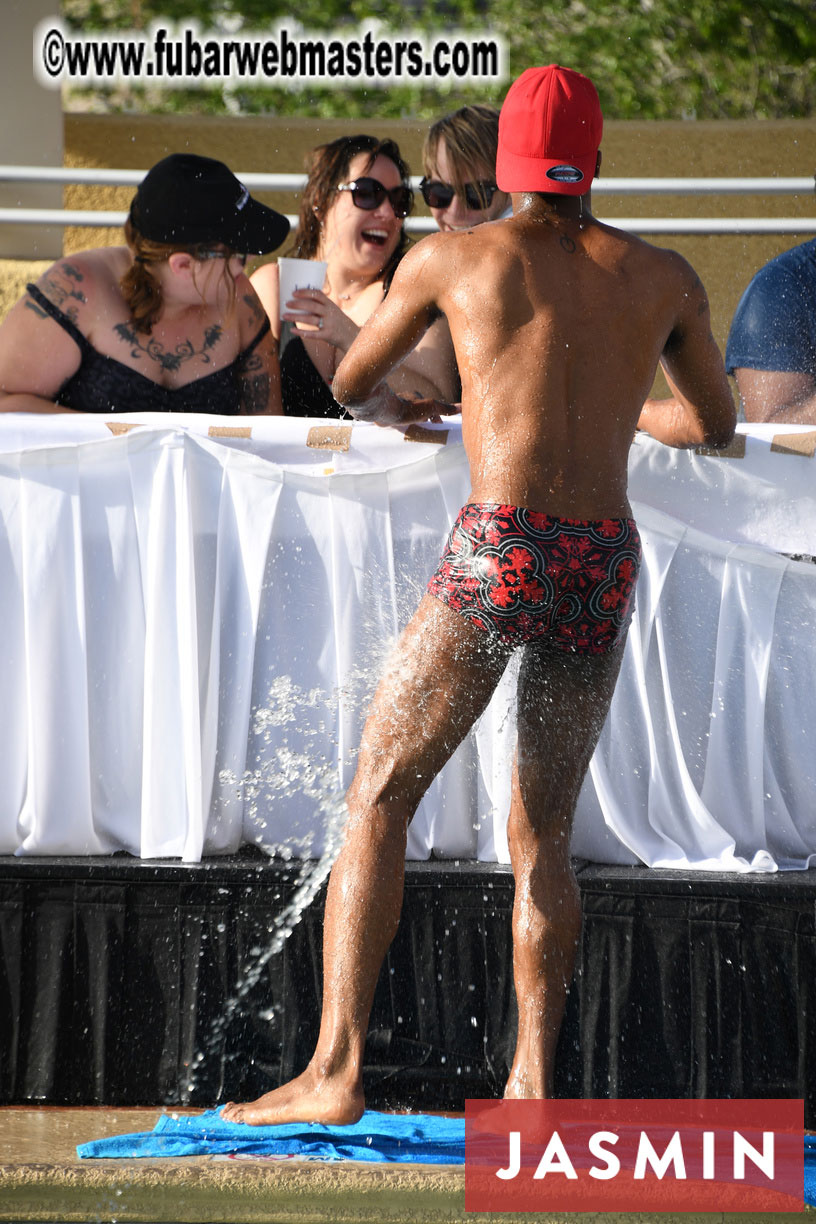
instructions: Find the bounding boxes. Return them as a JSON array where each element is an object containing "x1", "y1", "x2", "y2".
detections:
[{"x1": 465, "y1": 1099, "x2": 803, "y2": 1212}]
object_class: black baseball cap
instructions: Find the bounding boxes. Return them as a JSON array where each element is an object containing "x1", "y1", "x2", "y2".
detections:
[{"x1": 129, "y1": 153, "x2": 290, "y2": 253}]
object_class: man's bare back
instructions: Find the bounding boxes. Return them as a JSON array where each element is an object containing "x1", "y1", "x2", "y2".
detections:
[{"x1": 333, "y1": 201, "x2": 734, "y2": 519}]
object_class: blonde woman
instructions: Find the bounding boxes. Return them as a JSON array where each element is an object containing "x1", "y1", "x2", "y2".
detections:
[{"x1": 421, "y1": 105, "x2": 511, "y2": 231}]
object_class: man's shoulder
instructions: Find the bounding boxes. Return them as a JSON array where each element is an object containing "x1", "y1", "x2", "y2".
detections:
[
  {"x1": 402, "y1": 226, "x2": 498, "y2": 279},
  {"x1": 745, "y1": 237, "x2": 816, "y2": 295},
  {"x1": 410, "y1": 226, "x2": 492, "y2": 255},
  {"x1": 593, "y1": 222, "x2": 695, "y2": 282},
  {"x1": 726, "y1": 238, "x2": 816, "y2": 373},
  {"x1": 769, "y1": 235, "x2": 816, "y2": 270}
]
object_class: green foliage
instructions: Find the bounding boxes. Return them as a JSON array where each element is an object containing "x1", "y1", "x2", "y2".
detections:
[{"x1": 62, "y1": 0, "x2": 816, "y2": 118}]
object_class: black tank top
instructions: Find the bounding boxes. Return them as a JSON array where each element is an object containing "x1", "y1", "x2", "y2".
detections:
[
  {"x1": 26, "y1": 283, "x2": 271, "y2": 415},
  {"x1": 278, "y1": 321, "x2": 351, "y2": 420}
]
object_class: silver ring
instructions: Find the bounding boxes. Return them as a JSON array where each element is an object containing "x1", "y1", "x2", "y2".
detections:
[{"x1": 317, "y1": 317, "x2": 324, "y2": 330}]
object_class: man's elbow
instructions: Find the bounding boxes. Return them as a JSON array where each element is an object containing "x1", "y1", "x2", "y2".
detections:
[
  {"x1": 330, "y1": 372, "x2": 362, "y2": 408},
  {"x1": 701, "y1": 406, "x2": 737, "y2": 449},
  {"x1": 332, "y1": 352, "x2": 378, "y2": 410},
  {"x1": 332, "y1": 372, "x2": 382, "y2": 422}
]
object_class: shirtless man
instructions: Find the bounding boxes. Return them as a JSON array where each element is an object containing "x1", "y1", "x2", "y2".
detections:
[{"x1": 223, "y1": 64, "x2": 735, "y2": 1126}]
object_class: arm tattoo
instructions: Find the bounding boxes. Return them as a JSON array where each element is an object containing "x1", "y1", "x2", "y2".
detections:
[
  {"x1": 689, "y1": 273, "x2": 708, "y2": 316},
  {"x1": 41, "y1": 263, "x2": 87, "y2": 322},
  {"x1": 24, "y1": 298, "x2": 48, "y2": 320},
  {"x1": 238, "y1": 350, "x2": 270, "y2": 413},
  {"x1": 243, "y1": 293, "x2": 264, "y2": 325},
  {"x1": 113, "y1": 321, "x2": 223, "y2": 371},
  {"x1": 239, "y1": 373, "x2": 271, "y2": 414}
]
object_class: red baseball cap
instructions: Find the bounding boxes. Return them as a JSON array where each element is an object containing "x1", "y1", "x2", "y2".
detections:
[{"x1": 497, "y1": 65, "x2": 603, "y2": 196}]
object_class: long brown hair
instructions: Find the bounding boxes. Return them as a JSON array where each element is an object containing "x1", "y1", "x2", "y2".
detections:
[
  {"x1": 288, "y1": 135, "x2": 412, "y2": 289},
  {"x1": 120, "y1": 218, "x2": 240, "y2": 333}
]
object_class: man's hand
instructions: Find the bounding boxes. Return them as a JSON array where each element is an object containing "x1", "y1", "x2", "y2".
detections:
[{"x1": 340, "y1": 383, "x2": 459, "y2": 427}]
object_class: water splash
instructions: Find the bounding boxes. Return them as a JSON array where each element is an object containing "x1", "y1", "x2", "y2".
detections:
[{"x1": 184, "y1": 661, "x2": 383, "y2": 1098}]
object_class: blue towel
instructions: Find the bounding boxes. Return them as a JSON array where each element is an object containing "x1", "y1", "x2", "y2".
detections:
[
  {"x1": 77, "y1": 1108, "x2": 466, "y2": 1164},
  {"x1": 804, "y1": 1135, "x2": 816, "y2": 1205}
]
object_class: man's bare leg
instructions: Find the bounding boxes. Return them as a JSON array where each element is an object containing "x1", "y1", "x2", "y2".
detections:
[
  {"x1": 223, "y1": 595, "x2": 510, "y2": 1125},
  {"x1": 504, "y1": 642, "x2": 625, "y2": 1099}
]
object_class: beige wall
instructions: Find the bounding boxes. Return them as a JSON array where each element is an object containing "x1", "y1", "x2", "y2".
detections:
[
  {"x1": 0, "y1": 0, "x2": 64, "y2": 259},
  {"x1": 2, "y1": 110, "x2": 814, "y2": 362}
]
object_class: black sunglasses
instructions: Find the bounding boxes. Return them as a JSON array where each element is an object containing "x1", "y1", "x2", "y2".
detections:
[
  {"x1": 195, "y1": 249, "x2": 248, "y2": 266},
  {"x1": 336, "y1": 177, "x2": 414, "y2": 220},
  {"x1": 420, "y1": 176, "x2": 499, "y2": 211}
]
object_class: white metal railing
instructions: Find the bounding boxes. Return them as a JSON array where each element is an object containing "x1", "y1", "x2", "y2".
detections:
[
  {"x1": 1, "y1": 167, "x2": 814, "y2": 236},
  {"x1": 3, "y1": 208, "x2": 816, "y2": 236},
  {"x1": 1, "y1": 167, "x2": 813, "y2": 193}
]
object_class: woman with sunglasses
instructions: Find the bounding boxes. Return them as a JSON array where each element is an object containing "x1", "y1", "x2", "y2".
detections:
[
  {"x1": 421, "y1": 105, "x2": 511, "y2": 231},
  {"x1": 0, "y1": 154, "x2": 289, "y2": 415},
  {"x1": 251, "y1": 134, "x2": 458, "y2": 419}
]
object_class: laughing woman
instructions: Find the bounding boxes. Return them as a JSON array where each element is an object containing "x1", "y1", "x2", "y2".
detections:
[
  {"x1": 0, "y1": 154, "x2": 289, "y2": 415},
  {"x1": 251, "y1": 135, "x2": 458, "y2": 419}
]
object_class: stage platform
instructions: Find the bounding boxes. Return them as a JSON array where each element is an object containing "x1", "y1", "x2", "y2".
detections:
[{"x1": 1, "y1": 855, "x2": 813, "y2": 1122}]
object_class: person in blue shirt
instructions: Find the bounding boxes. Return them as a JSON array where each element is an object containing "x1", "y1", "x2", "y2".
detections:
[{"x1": 725, "y1": 201, "x2": 816, "y2": 424}]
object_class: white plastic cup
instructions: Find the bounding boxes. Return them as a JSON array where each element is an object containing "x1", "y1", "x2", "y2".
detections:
[{"x1": 278, "y1": 258, "x2": 327, "y2": 320}]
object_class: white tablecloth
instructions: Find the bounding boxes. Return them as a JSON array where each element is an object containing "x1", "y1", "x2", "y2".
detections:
[{"x1": 1, "y1": 414, "x2": 814, "y2": 871}]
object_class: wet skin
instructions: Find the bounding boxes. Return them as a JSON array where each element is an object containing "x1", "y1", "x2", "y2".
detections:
[{"x1": 223, "y1": 185, "x2": 736, "y2": 1125}]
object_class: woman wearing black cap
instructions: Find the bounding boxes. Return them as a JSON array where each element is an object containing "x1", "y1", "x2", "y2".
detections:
[{"x1": 0, "y1": 154, "x2": 290, "y2": 415}]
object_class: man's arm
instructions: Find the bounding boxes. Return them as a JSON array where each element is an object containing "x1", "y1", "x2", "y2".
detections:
[
  {"x1": 386, "y1": 314, "x2": 460, "y2": 404},
  {"x1": 637, "y1": 260, "x2": 736, "y2": 448},
  {"x1": 333, "y1": 239, "x2": 454, "y2": 425},
  {"x1": 733, "y1": 367, "x2": 816, "y2": 424},
  {"x1": 724, "y1": 250, "x2": 816, "y2": 424}
]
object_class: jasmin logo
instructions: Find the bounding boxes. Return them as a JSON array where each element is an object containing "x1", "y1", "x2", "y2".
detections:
[
  {"x1": 497, "y1": 1125, "x2": 775, "y2": 1180},
  {"x1": 465, "y1": 1099, "x2": 803, "y2": 1212}
]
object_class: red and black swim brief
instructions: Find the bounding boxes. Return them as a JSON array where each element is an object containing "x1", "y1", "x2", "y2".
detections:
[{"x1": 426, "y1": 502, "x2": 641, "y2": 654}]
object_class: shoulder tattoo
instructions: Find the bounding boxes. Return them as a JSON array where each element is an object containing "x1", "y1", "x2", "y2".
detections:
[
  {"x1": 42, "y1": 263, "x2": 87, "y2": 312},
  {"x1": 243, "y1": 292, "x2": 264, "y2": 325},
  {"x1": 24, "y1": 297, "x2": 49, "y2": 320}
]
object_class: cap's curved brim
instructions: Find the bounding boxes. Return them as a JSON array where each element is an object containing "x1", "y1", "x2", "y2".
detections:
[
  {"x1": 496, "y1": 146, "x2": 597, "y2": 196},
  {"x1": 131, "y1": 195, "x2": 290, "y2": 253},
  {"x1": 222, "y1": 198, "x2": 290, "y2": 254}
]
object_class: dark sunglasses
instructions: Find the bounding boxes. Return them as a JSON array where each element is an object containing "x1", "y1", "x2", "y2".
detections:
[
  {"x1": 336, "y1": 177, "x2": 414, "y2": 220},
  {"x1": 420, "y1": 176, "x2": 499, "y2": 211},
  {"x1": 195, "y1": 249, "x2": 248, "y2": 266}
]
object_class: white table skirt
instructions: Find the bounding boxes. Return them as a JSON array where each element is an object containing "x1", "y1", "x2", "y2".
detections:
[{"x1": 1, "y1": 414, "x2": 814, "y2": 871}]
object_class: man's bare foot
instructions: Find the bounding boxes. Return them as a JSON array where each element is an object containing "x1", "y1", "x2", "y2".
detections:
[
  {"x1": 221, "y1": 1065, "x2": 365, "y2": 1127},
  {"x1": 503, "y1": 1067, "x2": 551, "y2": 1100}
]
